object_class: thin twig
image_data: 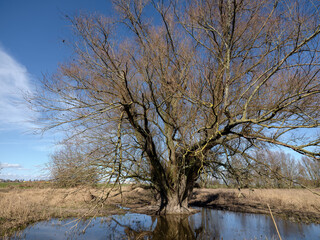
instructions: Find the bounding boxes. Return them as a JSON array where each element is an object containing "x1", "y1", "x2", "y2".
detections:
[{"x1": 267, "y1": 203, "x2": 282, "y2": 240}]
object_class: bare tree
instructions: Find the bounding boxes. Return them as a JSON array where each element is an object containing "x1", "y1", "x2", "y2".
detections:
[
  {"x1": 48, "y1": 139, "x2": 100, "y2": 187},
  {"x1": 31, "y1": 0, "x2": 320, "y2": 214},
  {"x1": 249, "y1": 150, "x2": 300, "y2": 188},
  {"x1": 300, "y1": 156, "x2": 320, "y2": 187}
]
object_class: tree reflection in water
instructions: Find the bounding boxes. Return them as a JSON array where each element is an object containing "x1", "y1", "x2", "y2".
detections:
[{"x1": 112, "y1": 214, "x2": 204, "y2": 239}]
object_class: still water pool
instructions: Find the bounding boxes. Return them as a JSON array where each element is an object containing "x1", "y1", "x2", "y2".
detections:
[{"x1": 11, "y1": 208, "x2": 320, "y2": 239}]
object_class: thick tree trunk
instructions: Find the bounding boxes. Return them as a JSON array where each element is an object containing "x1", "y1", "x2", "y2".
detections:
[
  {"x1": 162, "y1": 193, "x2": 190, "y2": 214},
  {"x1": 158, "y1": 174, "x2": 197, "y2": 214}
]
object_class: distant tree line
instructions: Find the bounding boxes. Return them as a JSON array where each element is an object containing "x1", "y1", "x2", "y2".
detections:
[{"x1": 199, "y1": 150, "x2": 320, "y2": 189}]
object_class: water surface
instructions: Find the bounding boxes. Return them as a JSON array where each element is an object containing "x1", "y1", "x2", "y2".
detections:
[{"x1": 11, "y1": 208, "x2": 320, "y2": 239}]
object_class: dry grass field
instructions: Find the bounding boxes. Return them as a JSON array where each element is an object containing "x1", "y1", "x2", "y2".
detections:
[
  {"x1": 0, "y1": 185, "x2": 319, "y2": 238},
  {"x1": 0, "y1": 186, "x2": 127, "y2": 238}
]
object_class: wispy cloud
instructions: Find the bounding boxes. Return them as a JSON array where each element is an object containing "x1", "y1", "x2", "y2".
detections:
[
  {"x1": 0, "y1": 162, "x2": 23, "y2": 169},
  {"x1": 0, "y1": 163, "x2": 49, "y2": 180},
  {"x1": 0, "y1": 47, "x2": 37, "y2": 130}
]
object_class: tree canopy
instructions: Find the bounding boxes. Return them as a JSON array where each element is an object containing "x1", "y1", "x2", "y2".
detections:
[{"x1": 32, "y1": 0, "x2": 320, "y2": 214}]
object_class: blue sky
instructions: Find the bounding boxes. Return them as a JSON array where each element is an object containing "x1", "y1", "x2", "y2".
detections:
[{"x1": 0, "y1": 0, "x2": 113, "y2": 180}]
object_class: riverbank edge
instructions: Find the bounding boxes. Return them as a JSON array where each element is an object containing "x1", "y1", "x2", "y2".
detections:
[
  {"x1": 125, "y1": 201, "x2": 320, "y2": 225},
  {"x1": 1, "y1": 187, "x2": 319, "y2": 238},
  {"x1": 125, "y1": 188, "x2": 320, "y2": 225}
]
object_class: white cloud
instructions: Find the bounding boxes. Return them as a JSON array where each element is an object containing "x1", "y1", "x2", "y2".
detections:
[
  {"x1": 0, "y1": 162, "x2": 23, "y2": 169},
  {"x1": 0, "y1": 47, "x2": 37, "y2": 130},
  {"x1": 0, "y1": 172, "x2": 37, "y2": 180}
]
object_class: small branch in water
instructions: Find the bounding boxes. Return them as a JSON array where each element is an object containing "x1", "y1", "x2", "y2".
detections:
[{"x1": 267, "y1": 203, "x2": 282, "y2": 240}]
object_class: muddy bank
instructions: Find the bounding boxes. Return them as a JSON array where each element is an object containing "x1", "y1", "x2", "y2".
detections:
[{"x1": 188, "y1": 188, "x2": 320, "y2": 224}]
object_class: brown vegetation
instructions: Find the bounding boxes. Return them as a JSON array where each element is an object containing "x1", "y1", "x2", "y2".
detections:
[{"x1": 1, "y1": 185, "x2": 319, "y2": 238}]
